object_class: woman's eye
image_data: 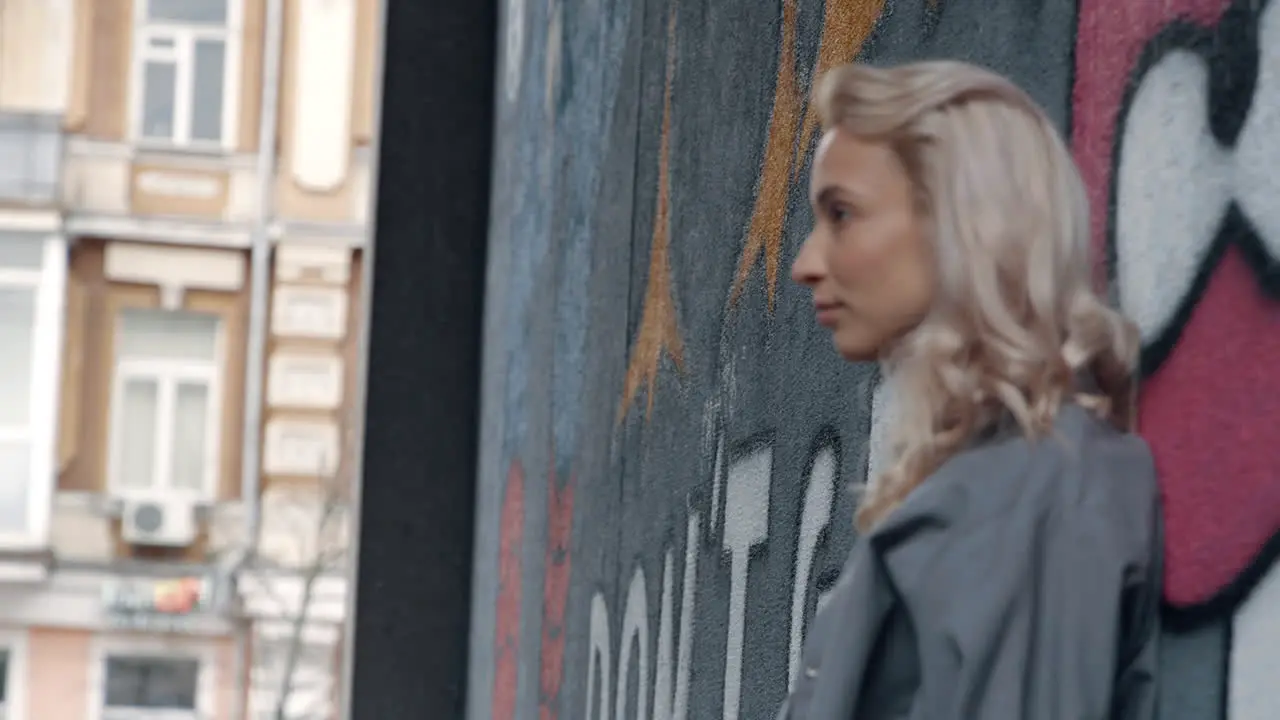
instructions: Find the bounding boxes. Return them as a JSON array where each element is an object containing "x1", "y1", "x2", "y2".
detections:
[{"x1": 829, "y1": 205, "x2": 852, "y2": 223}]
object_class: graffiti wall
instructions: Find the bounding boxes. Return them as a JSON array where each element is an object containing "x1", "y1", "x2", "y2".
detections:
[{"x1": 466, "y1": 0, "x2": 1280, "y2": 718}]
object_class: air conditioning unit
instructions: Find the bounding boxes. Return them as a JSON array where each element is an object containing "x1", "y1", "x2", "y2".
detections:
[{"x1": 120, "y1": 498, "x2": 198, "y2": 548}]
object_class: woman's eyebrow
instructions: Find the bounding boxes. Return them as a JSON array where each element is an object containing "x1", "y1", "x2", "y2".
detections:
[
  {"x1": 811, "y1": 185, "x2": 840, "y2": 206},
  {"x1": 812, "y1": 184, "x2": 859, "y2": 207}
]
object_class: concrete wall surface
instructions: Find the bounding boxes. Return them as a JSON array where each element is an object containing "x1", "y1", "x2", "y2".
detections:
[{"x1": 467, "y1": 1, "x2": 1280, "y2": 718}]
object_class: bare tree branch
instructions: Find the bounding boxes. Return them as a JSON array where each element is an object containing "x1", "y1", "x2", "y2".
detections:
[
  {"x1": 250, "y1": 402, "x2": 361, "y2": 720},
  {"x1": 269, "y1": 446, "x2": 352, "y2": 720}
]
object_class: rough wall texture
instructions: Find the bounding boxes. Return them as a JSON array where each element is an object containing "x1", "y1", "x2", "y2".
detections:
[{"x1": 467, "y1": 1, "x2": 1280, "y2": 719}]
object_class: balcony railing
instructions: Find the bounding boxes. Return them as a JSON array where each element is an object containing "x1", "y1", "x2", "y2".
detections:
[{"x1": 0, "y1": 111, "x2": 62, "y2": 205}]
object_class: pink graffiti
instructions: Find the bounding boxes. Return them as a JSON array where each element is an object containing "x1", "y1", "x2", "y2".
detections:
[
  {"x1": 1074, "y1": 0, "x2": 1280, "y2": 610},
  {"x1": 539, "y1": 469, "x2": 575, "y2": 719},
  {"x1": 492, "y1": 460, "x2": 525, "y2": 720}
]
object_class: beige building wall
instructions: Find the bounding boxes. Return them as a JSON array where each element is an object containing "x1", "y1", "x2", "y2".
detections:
[
  {"x1": 68, "y1": 0, "x2": 131, "y2": 139},
  {"x1": 27, "y1": 628, "x2": 91, "y2": 720},
  {"x1": 27, "y1": 627, "x2": 238, "y2": 720},
  {"x1": 0, "y1": 0, "x2": 76, "y2": 114},
  {"x1": 55, "y1": 240, "x2": 253, "y2": 564},
  {"x1": 213, "y1": 636, "x2": 242, "y2": 720},
  {"x1": 63, "y1": 0, "x2": 381, "y2": 228},
  {"x1": 63, "y1": 0, "x2": 260, "y2": 231},
  {"x1": 274, "y1": 0, "x2": 380, "y2": 224},
  {"x1": 68, "y1": 0, "x2": 264, "y2": 148},
  {"x1": 254, "y1": 247, "x2": 361, "y2": 571},
  {"x1": 45, "y1": 1, "x2": 381, "y2": 717},
  {"x1": 237, "y1": 0, "x2": 266, "y2": 154},
  {"x1": 58, "y1": 242, "x2": 250, "y2": 498},
  {"x1": 57, "y1": 0, "x2": 379, "y2": 561}
]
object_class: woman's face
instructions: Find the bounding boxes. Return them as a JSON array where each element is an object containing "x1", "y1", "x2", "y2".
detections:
[{"x1": 792, "y1": 128, "x2": 936, "y2": 362}]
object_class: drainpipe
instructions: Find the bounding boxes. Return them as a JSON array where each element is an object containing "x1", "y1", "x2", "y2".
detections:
[
  {"x1": 242, "y1": 0, "x2": 286, "y2": 567},
  {"x1": 237, "y1": 0, "x2": 286, "y2": 716}
]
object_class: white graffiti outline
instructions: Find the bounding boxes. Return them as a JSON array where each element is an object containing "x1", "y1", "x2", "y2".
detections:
[
  {"x1": 1114, "y1": 0, "x2": 1280, "y2": 345},
  {"x1": 503, "y1": 0, "x2": 525, "y2": 103}
]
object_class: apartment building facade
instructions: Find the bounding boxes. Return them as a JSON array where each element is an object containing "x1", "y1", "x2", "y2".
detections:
[{"x1": 0, "y1": 0, "x2": 381, "y2": 716}]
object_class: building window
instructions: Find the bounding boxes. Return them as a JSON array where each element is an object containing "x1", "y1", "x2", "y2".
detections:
[
  {"x1": 0, "y1": 631, "x2": 29, "y2": 720},
  {"x1": 0, "y1": 647, "x2": 9, "y2": 719},
  {"x1": 103, "y1": 655, "x2": 200, "y2": 719},
  {"x1": 0, "y1": 279, "x2": 37, "y2": 534},
  {"x1": 133, "y1": 0, "x2": 237, "y2": 148},
  {"x1": 109, "y1": 308, "x2": 222, "y2": 499},
  {"x1": 0, "y1": 235, "x2": 62, "y2": 542},
  {"x1": 0, "y1": 112, "x2": 62, "y2": 204}
]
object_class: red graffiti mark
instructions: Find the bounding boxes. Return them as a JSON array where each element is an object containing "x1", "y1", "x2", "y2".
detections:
[
  {"x1": 490, "y1": 457, "x2": 576, "y2": 719},
  {"x1": 1071, "y1": 0, "x2": 1227, "y2": 265},
  {"x1": 538, "y1": 469, "x2": 575, "y2": 719},
  {"x1": 1074, "y1": 0, "x2": 1280, "y2": 611},
  {"x1": 492, "y1": 461, "x2": 526, "y2": 720},
  {"x1": 1140, "y1": 247, "x2": 1280, "y2": 607}
]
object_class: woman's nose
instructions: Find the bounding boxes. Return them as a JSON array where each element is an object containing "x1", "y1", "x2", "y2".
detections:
[{"x1": 791, "y1": 234, "x2": 824, "y2": 287}]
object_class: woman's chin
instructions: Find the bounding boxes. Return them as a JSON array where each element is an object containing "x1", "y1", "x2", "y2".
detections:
[{"x1": 832, "y1": 332, "x2": 881, "y2": 363}]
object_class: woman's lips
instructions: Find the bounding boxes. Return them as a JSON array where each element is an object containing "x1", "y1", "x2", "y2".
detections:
[{"x1": 814, "y1": 301, "x2": 840, "y2": 327}]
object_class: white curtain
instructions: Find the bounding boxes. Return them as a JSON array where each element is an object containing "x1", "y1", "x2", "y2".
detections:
[
  {"x1": 0, "y1": 287, "x2": 34, "y2": 427},
  {"x1": 0, "y1": 286, "x2": 35, "y2": 533},
  {"x1": 0, "y1": 441, "x2": 29, "y2": 533},
  {"x1": 170, "y1": 382, "x2": 209, "y2": 490},
  {"x1": 0, "y1": 233, "x2": 46, "y2": 535},
  {"x1": 0, "y1": 237, "x2": 43, "y2": 269},
  {"x1": 118, "y1": 379, "x2": 159, "y2": 490}
]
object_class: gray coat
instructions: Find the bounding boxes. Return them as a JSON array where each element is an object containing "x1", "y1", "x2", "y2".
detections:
[{"x1": 779, "y1": 403, "x2": 1162, "y2": 720}]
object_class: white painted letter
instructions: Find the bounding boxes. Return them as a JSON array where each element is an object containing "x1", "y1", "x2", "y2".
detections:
[
  {"x1": 585, "y1": 593, "x2": 612, "y2": 720},
  {"x1": 654, "y1": 512, "x2": 700, "y2": 720},
  {"x1": 789, "y1": 447, "x2": 836, "y2": 688},
  {"x1": 616, "y1": 567, "x2": 650, "y2": 720},
  {"x1": 722, "y1": 446, "x2": 772, "y2": 720},
  {"x1": 503, "y1": 0, "x2": 524, "y2": 102}
]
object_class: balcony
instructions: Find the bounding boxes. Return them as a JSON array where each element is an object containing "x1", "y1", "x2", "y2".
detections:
[
  {"x1": 0, "y1": 112, "x2": 61, "y2": 206},
  {"x1": 60, "y1": 138, "x2": 263, "y2": 247}
]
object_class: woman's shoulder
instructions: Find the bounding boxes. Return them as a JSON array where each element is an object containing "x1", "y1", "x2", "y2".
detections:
[
  {"x1": 951, "y1": 402, "x2": 1153, "y2": 504},
  {"x1": 866, "y1": 402, "x2": 1161, "y2": 613},
  {"x1": 872, "y1": 402, "x2": 1160, "y2": 551}
]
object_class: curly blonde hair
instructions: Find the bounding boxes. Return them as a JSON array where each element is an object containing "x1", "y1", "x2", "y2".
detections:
[{"x1": 814, "y1": 61, "x2": 1141, "y2": 532}]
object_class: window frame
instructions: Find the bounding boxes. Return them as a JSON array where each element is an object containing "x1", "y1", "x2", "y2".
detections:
[
  {"x1": 107, "y1": 311, "x2": 224, "y2": 502},
  {"x1": 90, "y1": 635, "x2": 215, "y2": 720},
  {"x1": 129, "y1": 0, "x2": 243, "y2": 151},
  {"x1": 0, "y1": 628, "x2": 29, "y2": 720},
  {"x1": 0, "y1": 235, "x2": 65, "y2": 548}
]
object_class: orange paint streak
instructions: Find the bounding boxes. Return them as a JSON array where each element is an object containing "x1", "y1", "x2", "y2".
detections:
[
  {"x1": 794, "y1": 0, "x2": 887, "y2": 168},
  {"x1": 618, "y1": 8, "x2": 685, "y2": 423},
  {"x1": 731, "y1": 0, "x2": 883, "y2": 311},
  {"x1": 619, "y1": 1, "x2": 888, "y2": 421},
  {"x1": 730, "y1": 0, "x2": 801, "y2": 312}
]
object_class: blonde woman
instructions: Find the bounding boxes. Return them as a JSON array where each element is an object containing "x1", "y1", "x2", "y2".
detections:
[{"x1": 781, "y1": 61, "x2": 1161, "y2": 720}]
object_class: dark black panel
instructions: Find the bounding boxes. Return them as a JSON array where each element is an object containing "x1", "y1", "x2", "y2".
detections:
[{"x1": 349, "y1": 0, "x2": 496, "y2": 717}]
